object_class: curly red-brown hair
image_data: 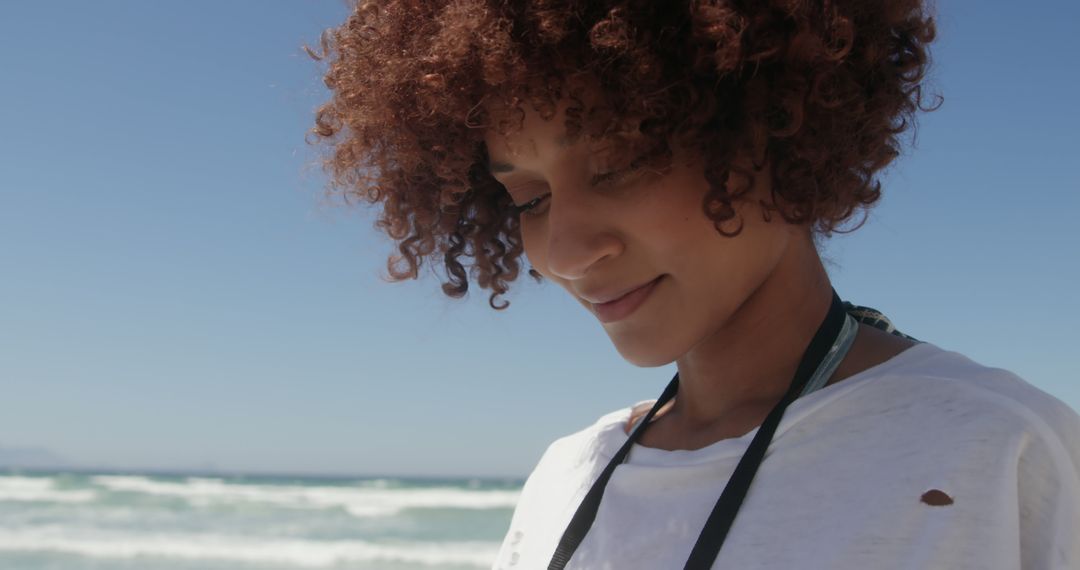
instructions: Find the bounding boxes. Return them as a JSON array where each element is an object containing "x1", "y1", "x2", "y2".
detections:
[{"x1": 305, "y1": 0, "x2": 941, "y2": 310}]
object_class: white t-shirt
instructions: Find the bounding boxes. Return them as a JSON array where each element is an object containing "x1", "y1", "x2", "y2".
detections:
[{"x1": 490, "y1": 341, "x2": 1080, "y2": 569}]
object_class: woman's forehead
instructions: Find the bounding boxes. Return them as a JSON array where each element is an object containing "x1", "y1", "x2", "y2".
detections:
[
  {"x1": 482, "y1": 106, "x2": 566, "y2": 161},
  {"x1": 482, "y1": 98, "x2": 644, "y2": 166},
  {"x1": 481, "y1": 74, "x2": 608, "y2": 137}
]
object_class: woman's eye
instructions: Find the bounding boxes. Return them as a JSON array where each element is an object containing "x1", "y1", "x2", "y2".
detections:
[
  {"x1": 589, "y1": 168, "x2": 630, "y2": 186},
  {"x1": 512, "y1": 156, "x2": 651, "y2": 218},
  {"x1": 506, "y1": 180, "x2": 550, "y2": 218},
  {"x1": 590, "y1": 155, "x2": 650, "y2": 187},
  {"x1": 515, "y1": 194, "x2": 549, "y2": 217}
]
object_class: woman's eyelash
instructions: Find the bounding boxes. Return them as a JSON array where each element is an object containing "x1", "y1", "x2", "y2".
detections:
[
  {"x1": 514, "y1": 195, "x2": 547, "y2": 216},
  {"x1": 589, "y1": 168, "x2": 627, "y2": 186},
  {"x1": 591, "y1": 154, "x2": 654, "y2": 186}
]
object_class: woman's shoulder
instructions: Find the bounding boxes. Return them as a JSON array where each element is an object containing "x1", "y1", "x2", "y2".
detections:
[
  {"x1": 838, "y1": 341, "x2": 1080, "y2": 473},
  {"x1": 511, "y1": 406, "x2": 632, "y2": 491},
  {"x1": 907, "y1": 343, "x2": 1077, "y2": 430},
  {"x1": 503, "y1": 406, "x2": 637, "y2": 533}
]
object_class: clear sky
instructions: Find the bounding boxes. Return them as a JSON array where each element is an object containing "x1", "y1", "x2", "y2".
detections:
[{"x1": 1, "y1": 1, "x2": 1077, "y2": 480}]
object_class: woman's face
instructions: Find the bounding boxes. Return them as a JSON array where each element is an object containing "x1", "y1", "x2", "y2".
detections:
[{"x1": 483, "y1": 95, "x2": 804, "y2": 367}]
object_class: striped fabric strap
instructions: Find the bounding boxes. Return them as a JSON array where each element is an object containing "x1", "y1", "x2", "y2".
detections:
[
  {"x1": 798, "y1": 312, "x2": 859, "y2": 397},
  {"x1": 800, "y1": 303, "x2": 922, "y2": 397},
  {"x1": 843, "y1": 301, "x2": 921, "y2": 342}
]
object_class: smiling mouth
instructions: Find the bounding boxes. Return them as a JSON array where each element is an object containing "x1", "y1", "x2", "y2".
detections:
[
  {"x1": 582, "y1": 275, "x2": 665, "y2": 305},
  {"x1": 590, "y1": 275, "x2": 664, "y2": 323}
]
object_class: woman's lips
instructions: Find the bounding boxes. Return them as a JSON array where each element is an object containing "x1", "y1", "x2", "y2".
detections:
[{"x1": 591, "y1": 275, "x2": 664, "y2": 323}]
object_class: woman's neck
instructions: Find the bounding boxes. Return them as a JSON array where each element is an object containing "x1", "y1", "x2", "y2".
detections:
[{"x1": 669, "y1": 234, "x2": 834, "y2": 432}]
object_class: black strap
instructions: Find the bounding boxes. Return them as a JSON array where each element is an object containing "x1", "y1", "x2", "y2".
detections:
[{"x1": 548, "y1": 289, "x2": 849, "y2": 570}]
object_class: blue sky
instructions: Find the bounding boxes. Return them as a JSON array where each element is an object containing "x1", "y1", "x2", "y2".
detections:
[{"x1": 1, "y1": 1, "x2": 1077, "y2": 479}]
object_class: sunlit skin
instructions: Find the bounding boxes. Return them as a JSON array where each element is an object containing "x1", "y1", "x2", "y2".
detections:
[{"x1": 483, "y1": 90, "x2": 918, "y2": 452}]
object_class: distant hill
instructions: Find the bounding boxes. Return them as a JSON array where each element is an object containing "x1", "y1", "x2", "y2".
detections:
[{"x1": 0, "y1": 444, "x2": 75, "y2": 469}]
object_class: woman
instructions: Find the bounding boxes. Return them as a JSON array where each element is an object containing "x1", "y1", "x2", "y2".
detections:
[{"x1": 306, "y1": 1, "x2": 1080, "y2": 568}]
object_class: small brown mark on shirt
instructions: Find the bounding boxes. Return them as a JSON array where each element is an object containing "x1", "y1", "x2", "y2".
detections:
[{"x1": 921, "y1": 489, "x2": 954, "y2": 506}]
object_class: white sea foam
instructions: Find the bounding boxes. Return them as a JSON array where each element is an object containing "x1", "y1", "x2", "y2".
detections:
[
  {"x1": 0, "y1": 526, "x2": 498, "y2": 567},
  {"x1": 0, "y1": 476, "x2": 96, "y2": 503},
  {"x1": 90, "y1": 475, "x2": 520, "y2": 517}
]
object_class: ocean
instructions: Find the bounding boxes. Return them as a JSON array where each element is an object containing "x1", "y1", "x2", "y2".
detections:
[{"x1": 0, "y1": 469, "x2": 522, "y2": 570}]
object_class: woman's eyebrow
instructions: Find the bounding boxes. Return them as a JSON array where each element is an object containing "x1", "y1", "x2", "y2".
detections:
[
  {"x1": 487, "y1": 135, "x2": 571, "y2": 174},
  {"x1": 488, "y1": 160, "x2": 516, "y2": 174}
]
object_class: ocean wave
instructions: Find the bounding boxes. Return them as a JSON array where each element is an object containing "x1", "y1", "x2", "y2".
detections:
[
  {"x1": 0, "y1": 476, "x2": 96, "y2": 504},
  {"x1": 0, "y1": 526, "x2": 498, "y2": 567},
  {"x1": 90, "y1": 475, "x2": 520, "y2": 517}
]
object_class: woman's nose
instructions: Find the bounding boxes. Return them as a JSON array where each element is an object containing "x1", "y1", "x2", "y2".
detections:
[{"x1": 539, "y1": 180, "x2": 625, "y2": 282}]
